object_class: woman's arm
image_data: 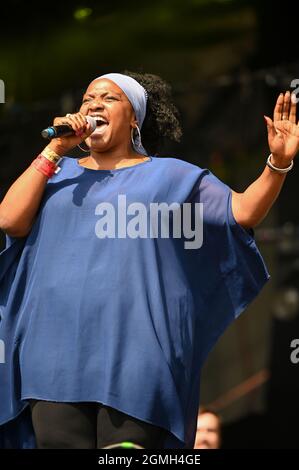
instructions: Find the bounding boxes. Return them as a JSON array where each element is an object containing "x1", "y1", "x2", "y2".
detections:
[
  {"x1": 232, "y1": 91, "x2": 299, "y2": 228},
  {"x1": 0, "y1": 113, "x2": 93, "y2": 237},
  {"x1": 0, "y1": 164, "x2": 50, "y2": 238},
  {"x1": 231, "y1": 167, "x2": 287, "y2": 229},
  {"x1": 0, "y1": 141, "x2": 68, "y2": 238}
]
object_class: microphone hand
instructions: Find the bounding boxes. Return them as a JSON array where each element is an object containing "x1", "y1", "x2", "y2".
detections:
[{"x1": 44, "y1": 113, "x2": 96, "y2": 154}]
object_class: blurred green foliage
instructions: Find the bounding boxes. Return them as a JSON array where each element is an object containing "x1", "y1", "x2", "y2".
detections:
[{"x1": 0, "y1": 0, "x2": 255, "y2": 102}]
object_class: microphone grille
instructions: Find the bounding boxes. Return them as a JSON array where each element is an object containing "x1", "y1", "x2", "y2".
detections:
[{"x1": 86, "y1": 115, "x2": 97, "y2": 132}]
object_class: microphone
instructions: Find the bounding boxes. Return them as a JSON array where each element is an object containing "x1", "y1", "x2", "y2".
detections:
[{"x1": 41, "y1": 116, "x2": 97, "y2": 140}]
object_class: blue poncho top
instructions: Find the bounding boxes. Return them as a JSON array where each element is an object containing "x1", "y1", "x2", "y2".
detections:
[{"x1": 0, "y1": 156, "x2": 269, "y2": 448}]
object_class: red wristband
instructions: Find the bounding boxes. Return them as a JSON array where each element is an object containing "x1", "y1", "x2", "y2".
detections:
[{"x1": 31, "y1": 154, "x2": 58, "y2": 178}]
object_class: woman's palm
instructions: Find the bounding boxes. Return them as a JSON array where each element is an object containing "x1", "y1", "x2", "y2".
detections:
[{"x1": 265, "y1": 91, "x2": 299, "y2": 163}]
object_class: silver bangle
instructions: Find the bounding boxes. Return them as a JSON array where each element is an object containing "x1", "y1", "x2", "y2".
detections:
[{"x1": 266, "y1": 154, "x2": 294, "y2": 174}]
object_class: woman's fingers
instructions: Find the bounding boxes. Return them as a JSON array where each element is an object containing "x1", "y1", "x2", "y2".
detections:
[
  {"x1": 65, "y1": 113, "x2": 87, "y2": 135},
  {"x1": 53, "y1": 112, "x2": 91, "y2": 138},
  {"x1": 289, "y1": 93, "x2": 297, "y2": 123},
  {"x1": 273, "y1": 93, "x2": 284, "y2": 122},
  {"x1": 50, "y1": 112, "x2": 94, "y2": 151},
  {"x1": 273, "y1": 91, "x2": 297, "y2": 123},
  {"x1": 264, "y1": 115, "x2": 277, "y2": 140},
  {"x1": 282, "y1": 91, "x2": 291, "y2": 120}
]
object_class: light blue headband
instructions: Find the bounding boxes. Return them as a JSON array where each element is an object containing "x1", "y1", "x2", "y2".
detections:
[{"x1": 95, "y1": 73, "x2": 148, "y2": 155}]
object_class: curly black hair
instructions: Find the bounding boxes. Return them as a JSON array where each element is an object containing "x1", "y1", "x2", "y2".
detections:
[{"x1": 123, "y1": 71, "x2": 182, "y2": 155}]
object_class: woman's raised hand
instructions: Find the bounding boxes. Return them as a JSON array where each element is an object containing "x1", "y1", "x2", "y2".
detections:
[{"x1": 264, "y1": 91, "x2": 299, "y2": 167}]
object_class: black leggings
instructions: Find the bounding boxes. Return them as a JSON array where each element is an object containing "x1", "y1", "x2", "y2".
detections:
[{"x1": 30, "y1": 401, "x2": 167, "y2": 449}]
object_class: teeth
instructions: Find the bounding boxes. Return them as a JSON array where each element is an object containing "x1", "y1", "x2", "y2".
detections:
[
  {"x1": 91, "y1": 116, "x2": 106, "y2": 120},
  {"x1": 95, "y1": 118, "x2": 108, "y2": 125}
]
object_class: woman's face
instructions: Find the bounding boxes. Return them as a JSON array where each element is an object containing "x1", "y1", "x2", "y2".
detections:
[{"x1": 80, "y1": 78, "x2": 137, "y2": 153}]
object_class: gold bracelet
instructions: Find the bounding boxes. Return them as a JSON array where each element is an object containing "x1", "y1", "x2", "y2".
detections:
[{"x1": 41, "y1": 146, "x2": 62, "y2": 165}]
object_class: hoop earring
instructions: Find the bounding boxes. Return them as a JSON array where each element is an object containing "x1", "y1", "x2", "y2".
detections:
[
  {"x1": 77, "y1": 142, "x2": 90, "y2": 153},
  {"x1": 131, "y1": 125, "x2": 143, "y2": 149}
]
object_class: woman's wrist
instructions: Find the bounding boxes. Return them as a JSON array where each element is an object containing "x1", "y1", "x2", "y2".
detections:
[
  {"x1": 31, "y1": 155, "x2": 59, "y2": 178},
  {"x1": 46, "y1": 142, "x2": 69, "y2": 157},
  {"x1": 41, "y1": 146, "x2": 62, "y2": 165},
  {"x1": 31, "y1": 146, "x2": 65, "y2": 179},
  {"x1": 266, "y1": 154, "x2": 294, "y2": 174},
  {"x1": 270, "y1": 153, "x2": 293, "y2": 169}
]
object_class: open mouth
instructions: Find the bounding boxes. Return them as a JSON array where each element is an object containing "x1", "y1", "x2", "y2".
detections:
[
  {"x1": 91, "y1": 117, "x2": 109, "y2": 135},
  {"x1": 95, "y1": 117, "x2": 109, "y2": 127}
]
